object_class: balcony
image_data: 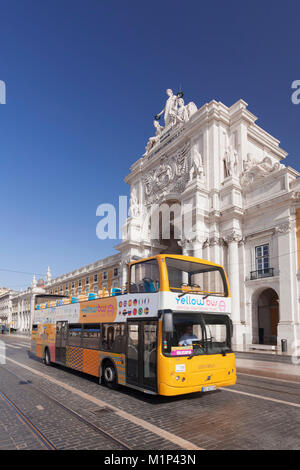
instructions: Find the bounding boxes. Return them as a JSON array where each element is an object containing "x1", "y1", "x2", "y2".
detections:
[{"x1": 250, "y1": 268, "x2": 274, "y2": 280}]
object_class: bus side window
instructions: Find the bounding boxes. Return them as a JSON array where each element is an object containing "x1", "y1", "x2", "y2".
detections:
[
  {"x1": 101, "y1": 323, "x2": 126, "y2": 353},
  {"x1": 130, "y1": 260, "x2": 160, "y2": 293},
  {"x1": 68, "y1": 324, "x2": 82, "y2": 347},
  {"x1": 32, "y1": 324, "x2": 38, "y2": 331},
  {"x1": 82, "y1": 324, "x2": 101, "y2": 349}
]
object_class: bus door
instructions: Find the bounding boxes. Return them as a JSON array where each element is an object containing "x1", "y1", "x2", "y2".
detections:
[
  {"x1": 55, "y1": 321, "x2": 68, "y2": 364},
  {"x1": 126, "y1": 320, "x2": 158, "y2": 392}
]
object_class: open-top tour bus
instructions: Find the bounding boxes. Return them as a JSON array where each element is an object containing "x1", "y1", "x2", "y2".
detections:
[{"x1": 31, "y1": 254, "x2": 236, "y2": 396}]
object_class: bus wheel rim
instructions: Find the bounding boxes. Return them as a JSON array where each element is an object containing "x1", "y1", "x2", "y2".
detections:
[{"x1": 104, "y1": 367, "x2": 113, "y2": 382}]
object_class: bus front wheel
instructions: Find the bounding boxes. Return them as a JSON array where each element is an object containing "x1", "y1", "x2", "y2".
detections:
[{"x1": 103, "y1": 363, "x2": 117, "y2": 388}]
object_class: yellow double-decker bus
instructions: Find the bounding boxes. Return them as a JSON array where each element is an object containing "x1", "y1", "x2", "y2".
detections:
[{"x1": 31, "y1": 254, "x2": 236, "y2": 396}]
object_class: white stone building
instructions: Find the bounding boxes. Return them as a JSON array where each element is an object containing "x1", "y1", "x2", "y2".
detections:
[
  {"x1": 117, "y1": 90, "x2": 300, "y2": 354},
  {"x1": 10, "y1": 276, "x2": 47, "y2": 332},
  {"x1": 0, "y1": 288, "x2": 15, "y2": 325}
]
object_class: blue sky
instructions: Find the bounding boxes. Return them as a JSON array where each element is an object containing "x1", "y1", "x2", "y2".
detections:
[{"x1": 0, "y1": 0, "x2": 299, "y2": 289}]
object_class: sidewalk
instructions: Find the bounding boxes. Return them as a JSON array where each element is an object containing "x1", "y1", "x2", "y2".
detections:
[
  {"x1": 236, "y1": 357, "x2": 300, "y2": 382},
  {"x1": 235, "y1": 350, "x2": 292, "y2": 364},
  {"x1": 2, "y1": 333, "x2": 30, "y2": 340}
]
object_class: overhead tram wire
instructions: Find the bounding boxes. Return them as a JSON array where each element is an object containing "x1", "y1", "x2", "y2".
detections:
[{"x1": 0, "y1": 268, "x2": 45, "y2": 276}]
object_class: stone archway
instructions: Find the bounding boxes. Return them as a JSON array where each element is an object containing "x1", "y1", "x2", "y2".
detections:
[
  {"x1": 152, "y1": 199, "x2": 183, "y2": 255},
  {"x1": 252, "y1": 288, "x2": 279, "y2": 345}
]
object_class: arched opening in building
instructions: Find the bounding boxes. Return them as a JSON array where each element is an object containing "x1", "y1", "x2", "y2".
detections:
[
  {"x1": 254, "y1": 288, "x2": 279, "y2": 345},
  {"x1": 151, "y1": 200, "x2": 183, "y2": 255}
]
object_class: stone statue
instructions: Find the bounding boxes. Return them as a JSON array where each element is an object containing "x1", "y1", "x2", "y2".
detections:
[
  {"x1": 186, "y1": 101, "x2": 198, "y2": 119},
  {"x1": 144, "y1": 120, "x2": 163, "y2": 155},
  {"x1": 243, "y1": 153, "x2": 257, "y2": 172},
  {"x1": 242, "y1": 154, "x2": 283, "y2": 175},
  {"x1": 156, "y1": 89, "x2": 178, "y2": 127},
  {"x1": 189, "y1": 147, "x2": 204, "y2": 181},
  {"x1": 176, "y1": 98, "x2": 189, "y2": 123},
  {"x1": 240, "y1": 153, "x2": 285, "y2": 187},
  {"x1": 129, "y1": 187, "x2": 140, "y2": 218},
  {"x1": 224, "y1": 145, "x2": 238, "y2": 177}
]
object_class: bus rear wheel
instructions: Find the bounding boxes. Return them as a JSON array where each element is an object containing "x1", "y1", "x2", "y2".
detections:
[
  {"x1": 103, "y1": 363, "x2": 117, "y2": 388},
  {"x1": 44, "y1": 348, "x2": 51, "y2": 366}
]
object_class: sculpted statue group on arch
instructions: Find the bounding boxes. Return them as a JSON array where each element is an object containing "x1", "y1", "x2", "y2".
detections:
[{"x1": 144, "y1": 89, "x2": 198, "y2": 156}]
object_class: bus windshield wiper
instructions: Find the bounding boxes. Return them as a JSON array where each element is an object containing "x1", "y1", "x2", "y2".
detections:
[{"x1": 187, "y1": 350, "x2": 194, "y2": 360}]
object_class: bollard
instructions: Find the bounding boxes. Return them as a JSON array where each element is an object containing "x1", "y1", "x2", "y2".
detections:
[{"x1": 281, "y1": 339, "x2": 287, "y2": 353}]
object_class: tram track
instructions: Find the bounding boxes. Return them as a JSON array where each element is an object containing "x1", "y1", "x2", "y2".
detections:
[
  {"x1": 0, "y1": 389, "x2": 56, "y2": 450},
  {"x1": 1, "y1": 366, "x2": 132, "y2": 450},
  {"x1": 237, "y1": 377, "x2": 300, "y2": 399}
]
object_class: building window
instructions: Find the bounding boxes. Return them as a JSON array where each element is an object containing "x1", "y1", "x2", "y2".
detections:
[
  {"x1": 78, "y1": 280, "x2": 82, "y2": 287},
  {"x1": 94, "y1": 274, "x2": 98, "y2": 282},
  {"x1": 113, "y1": 268, "x2": 118, "y2": 277},
  {"x1": 65, "y1": 283, "x2": 68, "y2": 290},
  {"x1": 86, "y1": 277, "x2": 89, "y2": 284},
  {"x1": 72, "y1": 282, "x2": 75, "y2": 289},
  {"x1": 60, "y1": 286, "x2": 63, "y2": 292},
  {"x1": 255, "y1": 244, "x2": 269, "y2": 274},
  {"x1": 103, "y1": 271, "x2": 108, "y2": 280}
]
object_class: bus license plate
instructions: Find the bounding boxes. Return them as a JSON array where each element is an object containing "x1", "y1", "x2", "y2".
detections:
[{"x1": 202, "y1": 385, "x2": 216, "y2": 392}]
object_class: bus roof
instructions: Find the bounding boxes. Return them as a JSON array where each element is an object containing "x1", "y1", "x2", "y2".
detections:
[{"x1": 129, "y1": 254, "x2": 225, "y2": 270}]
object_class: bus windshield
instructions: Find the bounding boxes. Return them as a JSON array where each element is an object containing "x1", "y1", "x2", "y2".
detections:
[
  {"x1": 163, "y1": 313, "x2": 232, "y2": 357},
  {"x1": 165, "y1": 257, "x2": 228, "y2": 296}
]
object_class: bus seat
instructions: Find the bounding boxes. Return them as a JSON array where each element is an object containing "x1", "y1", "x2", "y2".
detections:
[
  {"x1": 112, "y1": 288, "x2": 122, "y2": 296},
  {"x1": 138, "y1": 283, "x2": 145, "y2": 293},
  {"x1": 129, "y1": 283, "x2": 138, "y2": 293},
  {"x1": 143, "y1": 279, "x2": 156, "y2": 293}
]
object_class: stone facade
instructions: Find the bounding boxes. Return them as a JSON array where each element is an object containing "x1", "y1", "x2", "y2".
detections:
[{"x1": 0, "y1": 289, "x2": 15, "y2": 325}]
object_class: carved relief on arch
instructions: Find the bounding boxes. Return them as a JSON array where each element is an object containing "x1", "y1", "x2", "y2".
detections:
[{"x1": 142, "y1": 142, "x2": 191, "y2": 205}]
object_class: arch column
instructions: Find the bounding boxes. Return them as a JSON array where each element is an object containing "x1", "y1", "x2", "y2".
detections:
[
  {"x1": 225, "y1": 230, "x2": 243, "y2": 348},
  {"x1": 120, "y1": 257, "x2": 131, "y2": 292},
  {"x1": 276, "y1": 221, "x2": 297, "y2": 352}
]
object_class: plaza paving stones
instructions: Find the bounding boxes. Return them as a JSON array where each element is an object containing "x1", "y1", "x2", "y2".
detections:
[{"x1": 0, "y1": 336, "x2": 299, "y2": 450}]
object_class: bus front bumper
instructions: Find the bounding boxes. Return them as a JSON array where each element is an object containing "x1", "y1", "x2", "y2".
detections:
[{"x1": 158, "y1": 375, "x2": 236, "y2": 396}]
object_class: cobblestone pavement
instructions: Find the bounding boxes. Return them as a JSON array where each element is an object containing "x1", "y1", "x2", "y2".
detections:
[{"x1": 0, "y1": 335, "x2": 299, "y2": 450}]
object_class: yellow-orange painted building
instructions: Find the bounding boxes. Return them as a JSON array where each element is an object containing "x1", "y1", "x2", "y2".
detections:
[{"x1": 45, "y1": 253, "x2": 121, "y2": 297}]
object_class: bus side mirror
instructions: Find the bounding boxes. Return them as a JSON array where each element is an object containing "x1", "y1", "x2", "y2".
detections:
[{"x1": 163, "y1": 312, "x2": 173, "y2": 333}]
